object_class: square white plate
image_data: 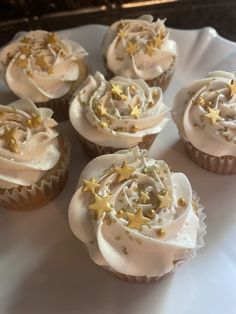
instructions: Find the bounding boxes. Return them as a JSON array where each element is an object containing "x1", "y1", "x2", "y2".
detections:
[{"x1": 0, "y1": 25, "x2": 236, "y2": 314}]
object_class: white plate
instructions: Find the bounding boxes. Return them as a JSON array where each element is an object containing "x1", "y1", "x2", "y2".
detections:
[{"x1": 0, "y1": 25, "x2": 236, "y2": 314}]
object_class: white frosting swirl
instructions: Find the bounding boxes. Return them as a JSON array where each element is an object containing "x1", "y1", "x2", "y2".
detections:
[
  {"x1": 69, "y1": 72, "x2": 169, "y2": 148},
  {"x1": 0, "y1": 30, "x2": 88, "y2": 102},
  {"x1": 0, "y1": 99, "x2": 60, "y2": 188},
  {"x1": 102, "y1": 15, "x2": 177, "y2": 80},
  {"x1": 172, "y1": 71, "x2": 236, "y2": 157},
  {"x1": 69, "y1": 147, "x2": 200, "y2": 278}
]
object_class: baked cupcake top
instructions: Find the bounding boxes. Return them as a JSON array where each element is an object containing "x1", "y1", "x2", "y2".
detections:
[
  {"x1": 0, "y1": 30, "x2": 87, "y2": 102},
  {"x1": 0, "y1": 99, "x2": 60, "y2": 188},
  {"x1": 172, "y1": 71, "x2": 236, "y2": 157},
  {"x1": 69, "y1": 72, "x2": 169, "y2": 148},
  {"x1": 69, "y1": 147, "x2": 203, "y2": 278},
  {"x1": 102, "y1": 15, "x2": 177, "y2": 80}
]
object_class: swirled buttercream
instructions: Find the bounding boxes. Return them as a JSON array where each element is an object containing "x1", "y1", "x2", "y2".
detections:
[
  {"x1": 69, "y1": 147, "x2": 203, "y2": 278},
  {"x1": 69, "y1": 72, "x2": 169, "y2": 148},
  {"x1": 0, "y1": 30, "x2": 88, "y2": 102},
  {"x1": 0, "y1": 99, "x2": 60, "y2": 188},
  {"x1": 102, "y1": 15, "x2": 177, "y2": 80},
  {"x1": 172, "y1": 71, "x2": 236, "y2": 157}
]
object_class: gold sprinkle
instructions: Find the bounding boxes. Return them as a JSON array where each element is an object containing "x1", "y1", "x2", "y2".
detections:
[
  {"x1": 123, "y1": 247, "x2": 128, "y2": 255},
  {"x1": 25, "y1": 113, "x2": 42, "y2": 128},
  {"x1": 139, "y1": 191, "x2": 150, "y2": 203},
  {"x1": 20, "y1": 36, "x2": 31, "y2": 44},
  {"x1": 136, "y1": 238, "x2": 142, "y2": 245},
  {"x1": 125, "y1": 41, "x2": 139, "y2": 56},
  {"x1": 205, "y1": 107, "x2": 221, "y2": 125},
  {"x1": 116, "y1": 209, "x2": 125, "y2": 218},
  {"x1": 228, "y1": 80, "x2": 236, "y2": 97},
  {"x1": 16, "y1": 58, "x2": 28, "y2": 69},
  {"x1": 146, "y1": 209, "x2": 156, "y2": 219},
  {"x1": 114, "y1": 160, "x2": 135, "y2": 183},
  {"x1": 83, "y1": 177, "x2": 100, "y2": 194},
  {"x1": 88, "y1": 194, "x2": 112, "y2": 218},
  {"x1": 127, "y1": 208, "x2": 150, "y2": 231},
  {"x1": 145, "y1": 43, "x2": 155, "y2": 56},
  {"x1": 177, "y1": 198, "x2": 188, "y2": 207},
  {"x1": 111, "y1": 83, "x2": 128, "y2": 101},
  {"x1": 156, "y1": 228, "x2": 166, "y2": 238},
  {"x1": 128, "y1": 235, "x2": 134, "y2": 241},
  {"x1": 19, "y1": 45, "x2": 32, "y2": 56},
  {"x1": 130, "y1": 125, "x2": 138, "y2": 133},
  {"x1": 129, "y1": 104, "x2": 141, "y2": 119}
]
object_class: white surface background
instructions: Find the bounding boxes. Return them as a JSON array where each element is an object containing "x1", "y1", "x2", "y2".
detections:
[{"x1": 0, "y1": 25, "x2": 236, "y2": 314}]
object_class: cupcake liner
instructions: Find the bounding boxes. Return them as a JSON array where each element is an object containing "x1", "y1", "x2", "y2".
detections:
[
  {"x1": 102, "y1": 192, "x2": 206, "y2": 283},
  {"x1": 0, "y1": 135, "x2": 71, "y2": 211},
  {"x1": 184, "y1": 141, "x2": 236, "y2": 174},
  {"x1": 104, "y1": 57, "x2": 175, "y2": 92},
  {"x1": 77, "y1": 132, "x2": 157, "y2": 159},
  {"x1": 36, "y1": 61, "x2": 89, "y2": 122},
  {"x1": 145, "y1": 57, "x2": 176, "y2": 91}
]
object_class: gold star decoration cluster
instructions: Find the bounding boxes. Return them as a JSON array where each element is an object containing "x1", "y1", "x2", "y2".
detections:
[
  {"x1": 123, "y1": 30, "x2": 166, "y2": 58},
  {"x1": 196, "y1": 95, "x2": 222, "y2": 125},
  {"x1": 14, "y1": 32, "x2": 63, "y2": 75},
  {"x1": 82, "y1": 161, "x2": 189, "y2": 237},
  {"x1": 0, "y1": 127, "x2": 18, "y2": 153}
]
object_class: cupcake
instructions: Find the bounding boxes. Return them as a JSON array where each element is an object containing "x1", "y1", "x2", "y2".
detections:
[
  {"x1": 69, "y1": 71, "x2": 169, "y2": 158},
  {"x1": 0, "y1": 98, "x2": 70, "y2": 211},
  {"x1": 102, "y1": 15, "x2": 177, "y2": 91},
  {"x1": 68, "y1": 147, "x2": 206, "y2": 283},
  {"x1": 172, "y1": 71, "x2": 236, "y2": 174},
  {"x1": 0, "y1": 30, "x2": 88, "y2": 121}
]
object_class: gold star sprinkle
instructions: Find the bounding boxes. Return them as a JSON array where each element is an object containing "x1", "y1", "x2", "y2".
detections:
[
  {"x1": 0, "y1": 127, "x2": 18, "y2": 153},
  {"x1": 26, "y1": 113, "x2": 42, "y2": 128},
  {"x1": 198, "y1": 96, "x2": 205, "y2": 106},
  {"x1": 205, "y1": 107, "x2": 221, "y2": 124},
  {"x1": 16, "y1": 58, "x2": 28, "y2": 69},
  {"x1": 96, "y1": 103, "x2": 107, "y2": 116},
  {"x1": 127, "y1": 208, "x2": 150, "y2": 231},
  {"x1": 47, "y1": 33, "x2": 58, "y2": 45},
  {"x1": 177, "y1": 198, "x2": 188, "y2": 207},
  {"x1": 139, "y1": 191, "x2": 150, "y2": 203},
  {"x1": 35, "y1": 55, "x2": 50, "y2": 71},
  {"x1": 83, "y1": 177, "x2": 100, "y2": 194},
  {"x1": 19, "y1": 45, "x2": 32, "y2": 56},
  {"x1": 228, "y1": 80, "x2": 236, "y2": 97},
  {"x1": 114, "y1": 160, "x2": 135, "y2": 183},
  {"x1": 156, "y1": 228, "x2": 166, "y2": 238},
  {"x1": 20, "y1": 36, "x2": 31, "y2": 44},
  {"x1": 125, "y1": 41, "x2": 139, "y2": 56},
  {"x1": 145, "y1": 43, "x2": 155, "y2": 56},
  {"x1": 129, "y1": 104, "x2": 141, "y2": 119},
  {"x1": 111, "y1": 83, "x2": 128, "y2": 101},
  {"x1": 88, "y1": 194, "x2": 112, "y2": 218},
  {"x1": 118, "y1": 29, "x2": 126, "y2": 39},
  {"x1": 153, "y1": 34, "x2": 164, "y2": 49},
  {"x1": 158, "y1": 192, "x2": 172, "y2": 209},
  {"x1": 99, "y1": 121, "x2": 108, "y2": 128}
]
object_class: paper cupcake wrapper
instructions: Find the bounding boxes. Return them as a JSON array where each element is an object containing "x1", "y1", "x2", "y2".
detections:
[
  {"x1": 184, "y1": 141, "x2": 236, "y2": 174},
  {"x1": 77, "y1": 132, "x2": 157, "y2": 159},
  {"x1": 145, "y1": 57, "x2": 176, "y2": 91},
  {"x1": 0, "y1": 135, "x2": 71, "y2": 211},
  {"x1": 104, "y1": 57, "x2": 176, "y2": 92},
  {"x1": 36, "y1": 60, "x2": 89, "y2": 122},
  {"x1": 102, "y1": 192, "x2": 206, "y2": 283}
]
